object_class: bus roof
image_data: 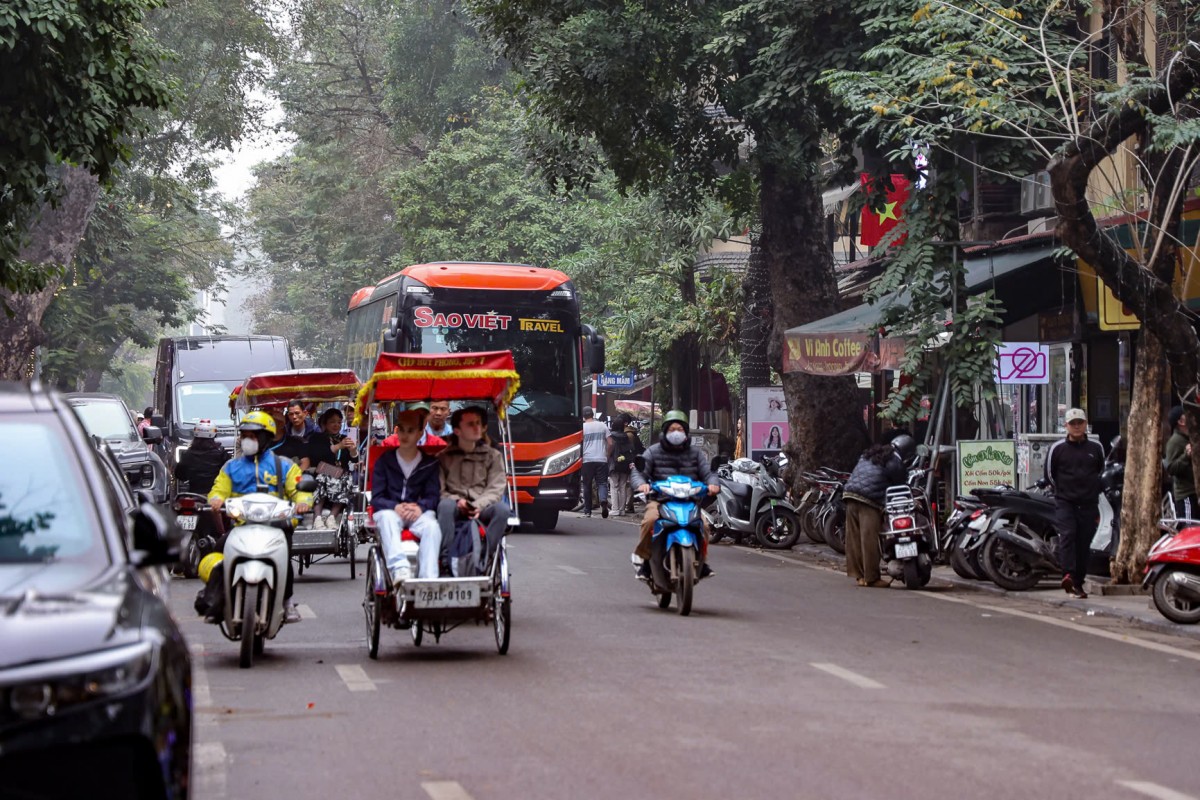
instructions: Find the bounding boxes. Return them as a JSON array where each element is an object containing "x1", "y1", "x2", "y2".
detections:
[{"x1": 347, "y1": 262, "x2": 570, "y2": 310}]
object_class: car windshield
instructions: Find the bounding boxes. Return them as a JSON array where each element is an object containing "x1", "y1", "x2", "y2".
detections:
[
  {"x1": 69, "y1": 400, "x2": 137, "y2": 441},
  {"x1": 0, "y1": 419, "x2": 104, "y2": 565},
  {"x1": 177, "y1": 381, "x2": 239, "y2": 426}
]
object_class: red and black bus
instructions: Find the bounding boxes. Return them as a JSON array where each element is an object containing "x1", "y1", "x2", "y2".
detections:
[{"x1": 345, "y1": 262, "x2": 604, "y2": 530}]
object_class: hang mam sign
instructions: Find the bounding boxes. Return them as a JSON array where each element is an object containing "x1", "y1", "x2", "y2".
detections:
[
  {"x1": 784, "y1": 332, "x2": 876, "y2": 376},
  {"x1": 413, "y1": 306, "x2": 565, "y2": 333}
]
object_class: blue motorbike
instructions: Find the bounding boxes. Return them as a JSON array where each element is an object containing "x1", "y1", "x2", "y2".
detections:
[{"x1": 637, "y1": 475, "x2": 708, "y2": 616}]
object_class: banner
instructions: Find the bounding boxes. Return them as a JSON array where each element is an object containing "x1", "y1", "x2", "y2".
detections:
[
  {"x1": 784, "y1": 332, "x2": 876, "y2": 376},
  {"x1": 957, "y1": 440, "x2": 1017, "y2": 494},
  {"x1": 746, "y1": 386, "x2": 789, "y2": 460},
  {"x1": 994, "y1": 342, "x2": 1049, "y2": 385}
]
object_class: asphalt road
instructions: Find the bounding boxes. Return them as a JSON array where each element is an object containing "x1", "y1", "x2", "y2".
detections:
[{"x1": 172, "y1": 513, "x2": 1200, "y2": 800}]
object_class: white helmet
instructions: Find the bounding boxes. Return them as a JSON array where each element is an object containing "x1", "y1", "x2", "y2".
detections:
[{"x1": 193, "y1": 419, "x2": 218, "y2": 439}]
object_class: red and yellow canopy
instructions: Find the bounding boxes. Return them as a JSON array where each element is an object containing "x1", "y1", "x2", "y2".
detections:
[
  {"x1": 353, "y1": 351, "x2": 521, "y2": 423},
  {"x1": 232, "y1": 368, "x2": 362, "y2": 411}
]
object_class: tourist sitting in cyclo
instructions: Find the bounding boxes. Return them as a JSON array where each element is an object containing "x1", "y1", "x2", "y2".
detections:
[
  {"x1": 371, "y1": 403, "x2": 442, "y2": 585},
  {"x1": 438, "y1": 405, "x2": 508, "y2": 576},
  {"x1": 307, "y1": 407, "x2": 359, "y2": 530}
]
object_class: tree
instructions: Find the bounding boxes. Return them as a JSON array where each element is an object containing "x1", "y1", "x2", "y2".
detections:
[
  {"x1": 468, "y1": 0, "x2": 878, "y2": 471},
  {"x1": 819, "y1": 0, "x2": 1200, "y2": 581}
]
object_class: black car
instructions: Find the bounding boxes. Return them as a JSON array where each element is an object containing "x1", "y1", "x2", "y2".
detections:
[
  {"x1": 65, "y1": 392, "x2": 171, "y2": 505},
  {"x1": 0, "y1": 381, "x2": 192, "y2": 799}
]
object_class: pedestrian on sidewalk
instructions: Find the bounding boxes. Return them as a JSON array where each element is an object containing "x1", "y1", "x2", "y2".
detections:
[
  {"x1": 580, "y1": 406, "x2": 612, "y2": 518},
  {"x1": 608, "y1": 414, "x2": 642, "y2": 516},
  {"x1": 1045, "y1": 408, "x2": 1104, "y2": 599},
  {"x1": 1165, "y1": 406, "x2": 1196, "y2": 519},
  {"x1": 843, "y1": 442, "x2": 907, "y2": 587}
]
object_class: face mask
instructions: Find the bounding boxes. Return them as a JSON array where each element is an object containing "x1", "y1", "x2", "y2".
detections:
[
  {"x1": 665, "y1": 430, "x2": 687, "y2": 446},
  {"x1": 241, "y1": 437, "x2": 260, "y2": 456}
]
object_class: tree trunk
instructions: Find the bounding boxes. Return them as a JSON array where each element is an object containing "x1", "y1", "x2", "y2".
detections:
[
  {"x1": 1112, "y1": 330, "x2": 1166, "y2": 583},
  {"x1": 739, "y1": 227, "x2": 772, "y2": 389},
  {"x1": 760, "y1": 163, "x2": 868, "y2": 476},
  {"x1": 0, "y1": 167, "x2": 101, "y2": 380}
]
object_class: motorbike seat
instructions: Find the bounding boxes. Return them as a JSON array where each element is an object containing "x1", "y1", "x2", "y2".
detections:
[{"x1": 718, "y1": 476, "x2": 754, "y2": 499}]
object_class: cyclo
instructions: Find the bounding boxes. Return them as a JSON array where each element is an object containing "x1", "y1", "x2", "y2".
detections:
[
  {"x1": 231, "y1": 368, "x2": 363, "y2": 579},
  {"x1": 355, "y1": 350, "x2": 519, "y2": 657}
]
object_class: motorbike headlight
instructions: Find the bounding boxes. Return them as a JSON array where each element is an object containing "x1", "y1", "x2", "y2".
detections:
[
  {"x1": 3, "y1": 642, "x2": 154, "y2": 720},
  {"x1": 543, "y1": 444, "x2": 581, "y2": 476}
]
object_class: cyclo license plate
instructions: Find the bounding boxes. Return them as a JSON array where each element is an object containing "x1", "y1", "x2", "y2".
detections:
[
  {"x1": 178, "y1": 515, "x2": 197, "y2": 530},
  {"x1": 894, "y1": 541, "x2": 919, "y2": 559},
  {"x1": 414, "y1": 583, "x2": 477, "y2": 609}
]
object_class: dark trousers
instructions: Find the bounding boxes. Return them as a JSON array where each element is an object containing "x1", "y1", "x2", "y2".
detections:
[
  {"x1": 437, "y1": 497, "x2": 508, "y2": 571},
  {"x1": 844, "y1": 499, "x2": 883, "y2": 583},
  {"x1": 580, "y1": 461, "x2": 609, "y2": 512},
  {"x1": 1175, "y1": 495, "x2": 1196, "y2": 521},
  {"x1": 1054, "y1": 499, "x2": 1098, "y2": 587}
]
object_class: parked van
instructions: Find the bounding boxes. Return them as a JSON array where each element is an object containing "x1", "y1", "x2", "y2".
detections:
[{"x1": 154, "y1": 335, "x2": 293, "y2": 467}]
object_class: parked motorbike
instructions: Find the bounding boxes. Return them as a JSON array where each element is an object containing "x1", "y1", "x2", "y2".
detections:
[
  {"x1": 880, "y1": 485, "x2": 934, "y2": 588},
  {"x1": 635, "y1": 475, "x2": 709, "y2": 616},
  {"x1": 1144, "y1": 518, "x2": 1200, "y2": 624},
  {"x1": 943, "y1": 495, "x2": 990, "y2": 580},
  {"x1": 706, "y1": 455, "x2": 801, "y2": 549},
  {"x1": 174, "y1": 491, "x2": 220, "y2": 578},
  {"x1": 219, "y1": 489, "x2": 306, "y2": 668}
]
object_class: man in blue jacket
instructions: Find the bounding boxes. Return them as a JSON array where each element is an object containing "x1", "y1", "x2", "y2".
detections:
[{"x1": 372, "y1": 403, "x2": 442, "y2": 583}]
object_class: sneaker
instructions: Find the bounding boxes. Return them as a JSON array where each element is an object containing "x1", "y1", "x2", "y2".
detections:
[
  {"x1": 283, "y1": 601, "x2": 302, "y2": 623},
  {"x1": 699, "y1": 563, "x2": 714, "y2": 579},
  {"x1": 1061, "y1": 575, "x2": 1075, "y2": 596},
  {"x1": 637, "y1": 561, "x2": 652, "y2": 580},
  {"x1": 601, "y1": 501, "x2": 610, "y2": 519},
  {"x1": 1072, "y1": 588, "x2": 1089, "y2": 599}
]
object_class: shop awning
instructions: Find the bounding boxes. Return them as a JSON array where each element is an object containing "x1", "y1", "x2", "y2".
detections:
[{"x1": 783, "y1": 246, "x2": 1057, "y2": 375}]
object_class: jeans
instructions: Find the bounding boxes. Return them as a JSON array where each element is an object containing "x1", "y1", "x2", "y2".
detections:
[
  {"x1": 609, "y1": 471, "x2": 631, "y2": 513},
  {"x1": 581, "y1": 461, "x2": 609, "y2": 512},
  {"x1": 375, "y1": 508, "x2": 440, "y2": 580}
]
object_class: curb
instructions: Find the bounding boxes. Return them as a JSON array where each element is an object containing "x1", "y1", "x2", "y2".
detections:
[{"x1": 742, "y1": 540, "x2": 1200, "y2": 643}]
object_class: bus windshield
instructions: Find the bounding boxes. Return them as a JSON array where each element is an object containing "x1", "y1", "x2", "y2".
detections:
[
  {"x1": 176, "y1": 381, "x2": 239, "y2": 427},
  {"x1": 407, "y1": 304, "x2": 579, "y2": 440}
]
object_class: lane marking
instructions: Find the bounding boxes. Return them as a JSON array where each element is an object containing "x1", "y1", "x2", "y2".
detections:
[
  {"x1": 918, "y1": 592, "x2": 1200, "y2": 664},
  {"x1": 296, "y1": 603, "x2": 317, "y2": 619},
  {"x1": 422, "y1": 781, "x2": 475, "y2": 800},
  {"x1": 335, "y1": 664, "x2": 377, "y2": 692},
  {"x1": 810, "y1": 662, "x2": 885, "y2": 689},
  {"x1": 190, "y1": 645, "x2": 226, "y2": 798},
  {"x1": 1117, "y1": 780, "x2": 1199, "y2": 800},
  {"x1": 558, "y1": 565, "x2": 585, "y2": 575}
]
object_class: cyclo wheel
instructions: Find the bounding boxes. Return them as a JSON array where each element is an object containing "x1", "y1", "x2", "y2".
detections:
[
  {"x1": 411, "y1": 620, "x2": 423, "y2": 646},
  {"x1": 676, "y1": 546, "x2": 694, "y2": 616},
  {"x1": 365, "y1": 555, "x2": 382, "y2": 660},
  {"x1": 348, "y1": 532, "x2": 357, "y2": 579},
  {"x1": 493, "y1": 545, "x2": 511, "y2": 655}
]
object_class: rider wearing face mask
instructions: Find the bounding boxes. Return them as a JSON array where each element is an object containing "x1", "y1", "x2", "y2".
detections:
[
  {"x1": 208, "y1": 411, "x2": 313, "y2": 622},
  {"x1": 630, "y1": 410, "x2": 719, "y2": 580}
]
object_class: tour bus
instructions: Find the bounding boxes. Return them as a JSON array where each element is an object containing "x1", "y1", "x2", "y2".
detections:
[
  {"x1": 345, "y1": 262, "x2": 604, "y2": 530},
  {"x1": 154, "y1": 335, "x2": 294, "y2": 466}
]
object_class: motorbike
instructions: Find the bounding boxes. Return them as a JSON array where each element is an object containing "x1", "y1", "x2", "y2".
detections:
[
  {"x1": 880, "y1": 485, "x2": 934, "y2": 588},
  {"x1": 943, "y1": 494, "x2": 991, "y2": 580},
  {"x1": 635, "y1": 475, "x2": 709, "y2": 616},
  {"x1": 174, "y1": 491, "x2": 220, "y2": 578},
  {"x1": 1144, "y1": 518, "x2": 1200, "y2": 624},
  {"x1": 705, "y1": 455, "x2": 801, "y2": 549},
  {"x1": 219, "y1": 486, "x2": 310, "y2": 669}
]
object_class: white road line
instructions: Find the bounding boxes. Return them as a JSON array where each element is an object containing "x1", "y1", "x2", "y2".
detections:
[
  {"x1": 422, "y1": 781, "x2": 476, "y2": 800},
  {"x1": 296, "y1": 603, "x2": 317, "y2": 619},
  {"x1": 918, "y1": 592, "x2": 1200, "y2": 663},
  {"x1": 810, "y1": 662, "x2": 886, "y2": 689},
  {"x1": 558, "y1": 565, "x2": 585, "y2": 575},
  {"x1": 1117, "y1": 780, "x2": 1199, "y2": 800},
  {"x1": 190, "y1": 646, "x2": 227, "y2": 798},
  {"x1": 335, "y1": 663, "x2": 377, "y2": 692}
]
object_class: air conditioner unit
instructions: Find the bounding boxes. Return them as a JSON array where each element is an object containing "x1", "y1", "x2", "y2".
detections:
[{"x1": 1019, "y1": 171, "x2": 1053, "y2": 214}]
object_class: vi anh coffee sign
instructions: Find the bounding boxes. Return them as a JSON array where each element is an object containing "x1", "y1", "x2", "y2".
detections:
[
  {"x1": 957, "y1": 440, "x2": 1017, "y2": 494},
  {"x1": 784, "y1": 332, "x2": 875, "y2": 376}
]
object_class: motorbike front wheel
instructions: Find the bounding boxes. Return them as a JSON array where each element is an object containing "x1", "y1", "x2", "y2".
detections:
[
  {"x1": 1152, "y1": 569, "x2": 1200, "y2": 624},
  {"x1": 238, "y1": 584, "x2": 262, "y2": 669},
  {"x1": 755, "y1": 508, "x2": 801, "y2": 549},
  {"x1": 980, "y1": 534, "x2": 1042, "y2": 591},
  {"x1": 675, "y1": 546, "x2": 694, "y2": 616},
  {"x1": 950, "y1": 545, "x2": 986, "y2": 580}
]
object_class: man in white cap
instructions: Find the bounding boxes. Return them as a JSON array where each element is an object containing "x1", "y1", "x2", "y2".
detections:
[{"x1": 1044, "y1": 407, "x2": 1104, "y2": 599}]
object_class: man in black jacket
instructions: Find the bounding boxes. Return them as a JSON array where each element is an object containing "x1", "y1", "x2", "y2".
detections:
[
  {"x1": 630, "y1": 410, "x2": 718, "y2": 579},
  {"x1": 1044, "y1": 407, "x2": 1105, "y2": 599},
  {"x1": 843, "y1": 443, "x2": 908, "y2": 587}
]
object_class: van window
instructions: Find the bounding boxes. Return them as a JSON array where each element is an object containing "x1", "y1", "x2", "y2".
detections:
[{"x1": 177, "y1": 381, "x2": 239, "y2": 424}]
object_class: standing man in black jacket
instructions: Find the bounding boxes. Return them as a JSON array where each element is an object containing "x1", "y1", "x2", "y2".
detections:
[{"x1": 1044, "y1": 407, "x2": 1105, "y2": 599}]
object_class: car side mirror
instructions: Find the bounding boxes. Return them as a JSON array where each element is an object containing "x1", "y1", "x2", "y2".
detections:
[
  {"x1": 296, "y1": 474, "x2": 318, "y2": 493},
  {"x1": 151, "y1": 414, "x2": 167, "y2": 428},
  {"x1": 131, "y1": 501, "x2": 179, "y2": 566},
  {"x1": 142, "y1": 425, "x2": 164, "y2": 444}
]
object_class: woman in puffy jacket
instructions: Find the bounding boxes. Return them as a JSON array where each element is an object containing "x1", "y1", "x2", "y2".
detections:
[{"x1": 842, "y1": 443, "x2": 907, "y2": 587}]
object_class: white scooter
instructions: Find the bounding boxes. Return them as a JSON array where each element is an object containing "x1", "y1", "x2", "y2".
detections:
[{"x1": 220, "y1": 483, "x2": 311, "y2": 668}]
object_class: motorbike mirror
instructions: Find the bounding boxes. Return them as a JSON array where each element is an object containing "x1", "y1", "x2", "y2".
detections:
[{"x1": 296, "y1": 474, "x2": 318, "y2": 493}]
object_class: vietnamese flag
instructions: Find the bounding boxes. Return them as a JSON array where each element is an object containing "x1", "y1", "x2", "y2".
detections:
[{"x1": 859, "y1": 173, "x2": 911, "y2": 247}]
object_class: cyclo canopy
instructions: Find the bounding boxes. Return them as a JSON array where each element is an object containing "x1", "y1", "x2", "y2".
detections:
[{"x1": 231, "y1": 368, "x2": 363, "y2": 414}]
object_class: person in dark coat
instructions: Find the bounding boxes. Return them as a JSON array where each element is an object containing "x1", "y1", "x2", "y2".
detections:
[
  {"x1": 1165, "y1": 406, "x2": 1196, "y2": 519},
  {"x1": 843, "y1": 442, "x2": 907, "y2": 587},
  {"x1": 1045, "y1": 408, "x2": 1105, "y2": 598}
]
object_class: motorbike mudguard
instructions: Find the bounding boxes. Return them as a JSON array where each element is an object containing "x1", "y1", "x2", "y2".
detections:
[
  {"x1": 233, "y1": 559, "x2": 276, "y2": 589},
  {"x1": 667, "y1": 528, "x2": 698, "y2": 550},
  {"x1": 1142, "y1": 563, "x2": 1166, "y2": 589},
  {"x1": 754, "y1": 497, "x2": 797, "y2": 517}
]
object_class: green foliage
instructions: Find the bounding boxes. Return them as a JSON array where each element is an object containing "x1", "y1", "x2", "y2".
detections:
[{"x1": 0, "y1": 0, "x2": 172, "y2": 282}]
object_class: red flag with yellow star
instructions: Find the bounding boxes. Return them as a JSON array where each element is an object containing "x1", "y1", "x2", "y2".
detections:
[{"x1": 859, "y1": 173, "x2": 911, "y2": 247}]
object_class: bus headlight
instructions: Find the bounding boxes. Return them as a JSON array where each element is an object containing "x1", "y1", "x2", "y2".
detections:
[{"x1": 542, "y1": 444, "x2": 580, "y2": 476}]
